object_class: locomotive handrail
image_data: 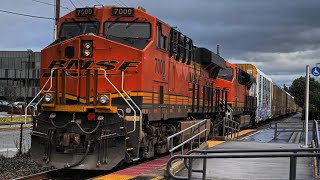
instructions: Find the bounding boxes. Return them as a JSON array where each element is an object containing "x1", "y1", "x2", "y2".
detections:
[
  {"x1": 167, "y1": 119, "x2": 209, "y2": 157},
  {"x1": 96, "y1": 68, "x2": 140, "y2": 138},
  {"x1": 121, "y1": 71, "x2": 142, "y2": 138},
  {"x1": 24, "y1": 68, "x2": 57, "y2": 124}
]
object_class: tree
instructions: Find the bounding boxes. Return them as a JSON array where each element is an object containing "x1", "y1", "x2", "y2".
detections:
[
  {"x1": 289, "y1": 76, "x2": 320, "y2": 111},
  {"x1": 283, "y1": 84, "x2": 289, "y2": 92},
  {"x1": 4, "y1": 86, "x2": 18, "y2": 121}
]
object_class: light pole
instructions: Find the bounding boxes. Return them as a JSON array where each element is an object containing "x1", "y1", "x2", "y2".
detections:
[
  {"x1": 24, "y1": 60, "x2": 27, "y2": 104},
  {"x1": 303, "y1": 65, "x2": 310, "y2": 147},
  {"x1": 24, "y1": 49, "x2": 32, "y2": 104}
]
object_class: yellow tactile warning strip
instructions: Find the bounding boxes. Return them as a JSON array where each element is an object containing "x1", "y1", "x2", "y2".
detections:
[
  {"x1": 207, "y1": 140, "x2": 225, "y2": 148},
  {"x1": 227, "y1": 129, "x2": 256, "y2": 138},
  {"x1": 239, "y1": 130, "x2": 262, "y2": 141},
  {"x1": 95, "y1": 174, "x2": 133, "y2": 180}
]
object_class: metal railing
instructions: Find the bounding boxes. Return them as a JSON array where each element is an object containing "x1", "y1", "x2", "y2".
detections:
[
  {"x1": 167, "y1": 148, "x2": 320, "y2": 180},
  {"x1": 167, "y1": 119, "x2": 209, "y2": 157},
  {"x1": 98, "y1": 68, "x2": 141, "y2": 137},
  {"x1": 312, "y1": 120, "x2": 320, "y2": 177},
  {"x1": 223, "y1": 117, "x2": 240, "y2": 139},
  {"x1": 271, "y1": 122, "x2": 313, "y2": 140}
]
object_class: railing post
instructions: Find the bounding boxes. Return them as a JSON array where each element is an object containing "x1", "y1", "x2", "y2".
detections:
[
  {"x1": 190, "y1": 127, "x2": 193, "y2": 150},
  {"x1": 170, "y1": 140, "x2": 173, "y2": 157},
  {"x1": 202, "y1": 152, "x2": 207, "y2": 180},
  {"x1": 93, "y1": 69, "x2": 98, "y2": 105},
  {"x1": 205, "y1": 120, "x2": 207, "y2": 142},
  {"x1": 223, "y1": 118, "x2": 225, "y2": 136},
  {"x1": 19, "y1": 123, "x2": 23, "y2": 155},
  {"x1": 289, "y1": 155, "x2": 297, "y2": 180},
  {"x1": 188, "y1": 157, "x2": 193, "y2": 180},
  {"x1": 86, "y1": 69, "x2": 90, "y2": 105},
  {"x1": 236, "y1": 123, "x2": 238, "y2": 139},
  {"x1": 274, "y1": 123, "x2": 278, "y2": 140},
  {"x1": 198, "y1": 123, "x2": 201, "y2": 148},
  {"x1": 228, "y1": 120, "x2": 230, "y2": 137},
  {"x1": 55, "y1": 69, "x2": 60, "y2": 104},
  {"x1": 231, "y1": 121, "x2": 234, "y2": 138}
]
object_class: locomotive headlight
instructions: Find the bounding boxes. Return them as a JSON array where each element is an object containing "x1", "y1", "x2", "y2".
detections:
[
  {"x1": 49, "y1": 113, "x2": 56, "y2": 119},
  {"x1": 83, "y1": 42, "x2": 91, "y2": 49},
  {"x1": 84, "y1": 50, "x2": 91, "y2": 57},
  {"x1": 44, "y1": 93, "x2": 54, "y2": 103},
  {"x1": 97, "y1": 115, "x2": 104, "y2": 121},
  {"x1": 82, "y1": 40, "x2": 93, "y2": 57},
  {"x1": 99, "y1": 95, "x2": 109, "y2": 104}
]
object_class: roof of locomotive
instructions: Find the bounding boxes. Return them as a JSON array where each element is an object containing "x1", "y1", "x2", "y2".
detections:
[{"x1": 58, "y1": 6, "x2": 170, "y2": 29}]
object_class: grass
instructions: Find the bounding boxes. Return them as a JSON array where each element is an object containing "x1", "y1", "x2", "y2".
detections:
[{"x1": 0, "y1": 116, "x2": 32, "y2": 123}]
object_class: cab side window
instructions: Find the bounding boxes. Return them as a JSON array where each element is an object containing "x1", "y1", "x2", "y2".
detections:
[{"x1": 157, "y1": 24, "x2": 167, "y2": 50}]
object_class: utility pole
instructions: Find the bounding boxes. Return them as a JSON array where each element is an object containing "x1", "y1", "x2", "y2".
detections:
[
  {"x1": 25, "y1": 49, "x2": 32, "y2": 104},
  {"x1": 24, "y1": 60, "x2": 27, "y2": 104},
  {"x1": 54, "y1": 0, "x2": 60, "y2": 40}
]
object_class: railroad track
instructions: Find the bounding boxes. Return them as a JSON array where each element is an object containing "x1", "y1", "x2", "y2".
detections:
[
  {"x1": 14, "y1": 152, "x2": 172, "y2": 180},
  {"x1": 14, "y1": 169, "x2": 109, "y2": 180}
]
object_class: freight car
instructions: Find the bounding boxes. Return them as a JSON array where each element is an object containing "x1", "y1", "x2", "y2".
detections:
[
  {"x1": 28, "y1": 6, "x2": 228, "y2": 170},
  {"x1": 236, "y1": 64, "x2": 297, "y2": 122}
]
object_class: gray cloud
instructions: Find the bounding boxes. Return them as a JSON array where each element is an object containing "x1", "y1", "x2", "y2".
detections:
[{"x1": 0, "y1": 0, "x2": 319, "y2": 86}]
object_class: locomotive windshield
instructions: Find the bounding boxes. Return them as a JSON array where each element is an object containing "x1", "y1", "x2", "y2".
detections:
[
  {"x1": 104, "y1": 22, "x2": 151, "y2": 50},
  {"x1": 60, "y1": 22, "x2": 99, "y2": 40},
  {"x1": 218, "y1": 68, "x2": 233, "y2": 81}
]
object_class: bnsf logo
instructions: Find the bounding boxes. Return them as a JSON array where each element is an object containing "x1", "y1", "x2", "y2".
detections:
[
  {"x1": 43, "y1": 60, "x2": 140, "y2": 77},
  {"x1": 48, "y1": 60, "x2": 140, "y2": 70}
]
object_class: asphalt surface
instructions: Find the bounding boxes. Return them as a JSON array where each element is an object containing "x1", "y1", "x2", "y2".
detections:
[{"x1": 242, "y1": 113, "x2": 312, "y2": 144}]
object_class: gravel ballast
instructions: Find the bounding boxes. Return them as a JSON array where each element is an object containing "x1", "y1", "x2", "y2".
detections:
[{"x1": 0, "y1": 154, "x2": 54, "y2": 180}]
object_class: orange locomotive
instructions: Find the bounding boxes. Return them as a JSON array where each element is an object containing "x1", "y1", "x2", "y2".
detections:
[
  {"x1": 215, "y1": 61, "x2": 256, "y2": 129},
  {"x1": 30, "y1": 6, "x2": 228, "y2": 170}
]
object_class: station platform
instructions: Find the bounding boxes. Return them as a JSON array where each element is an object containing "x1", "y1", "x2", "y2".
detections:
[
  {"x1": 94, "y1": 130, "x2": 256, "y2": 180},
  {"x1": 175, "y1": 113, "x2": 316, "y2": 180},
  {"x1": 177, "y1": 141, "x2": 313, "y2": 180},
  {"x1": 95, "y1": 113, "x2": 315, "y2": 180}
]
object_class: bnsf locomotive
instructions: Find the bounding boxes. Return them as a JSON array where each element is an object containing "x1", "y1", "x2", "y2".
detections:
[{"x1": 29, "y1": 6, "x2": 296, "y2": 170}]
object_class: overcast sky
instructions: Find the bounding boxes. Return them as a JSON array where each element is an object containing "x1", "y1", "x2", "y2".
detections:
[{"x1": 0, "y1": 0, "x2": 319, "y2": 86}]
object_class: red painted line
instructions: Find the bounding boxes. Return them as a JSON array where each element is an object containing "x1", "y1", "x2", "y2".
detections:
[{"x1": 115, "y1": 149, "x2": 188, "y2": 176}]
